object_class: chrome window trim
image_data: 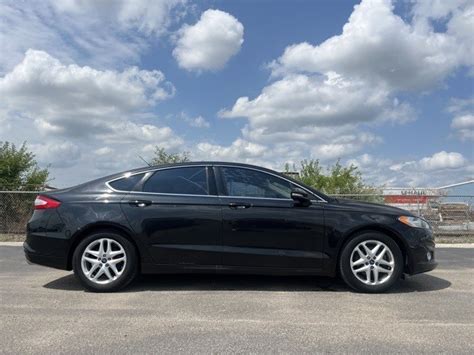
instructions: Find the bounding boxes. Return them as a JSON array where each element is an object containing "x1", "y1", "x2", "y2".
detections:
[
  {"x1": 218, "y1": 195, "x2": 324, "y2": 203},
  {"x1": 116, "y1": 191, "x2": 218, "y2": 198},
  {"x1": 105, "y1": 164, "x2": 327, "y2": 203}
]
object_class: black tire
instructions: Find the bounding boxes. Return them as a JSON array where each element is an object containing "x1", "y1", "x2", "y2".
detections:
[
  {"x1": 73, "y1": 231, "x2": 138, "y2": 292},
  {"x1": 339, "y1": 232, "x2": 403, "y2": 293}
]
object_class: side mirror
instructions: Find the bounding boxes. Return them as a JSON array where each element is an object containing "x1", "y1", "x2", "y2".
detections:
[{"x1": 291, "y1": 188, "x2": 311, "y2": 207}]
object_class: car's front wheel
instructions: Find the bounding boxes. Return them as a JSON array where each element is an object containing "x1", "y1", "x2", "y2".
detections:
[
  {"x1": 339, "y1": 232, "x2": 403, "y2": 293},
  {"x1": 73, "y1": 231, "x2": 138, "y2": 292}
]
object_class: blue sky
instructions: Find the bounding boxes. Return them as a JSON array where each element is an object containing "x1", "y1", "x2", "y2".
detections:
[{"x1": 0, "y1": 0, "x2": 473, "y2": 188}]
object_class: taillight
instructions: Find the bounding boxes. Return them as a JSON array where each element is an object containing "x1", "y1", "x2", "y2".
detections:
[{"x1": 34, "y1": 195, "x2": 61, "y2": 210}]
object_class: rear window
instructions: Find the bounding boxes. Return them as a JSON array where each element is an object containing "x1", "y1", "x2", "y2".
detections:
[
  {"x1": 142, "y1": 167, "x2": 209, "y2": 195},
  {"x1": 108, "y1": 173, "x2": 145, "y2": 191}
]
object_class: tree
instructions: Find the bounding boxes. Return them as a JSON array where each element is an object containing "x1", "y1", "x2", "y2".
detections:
[
  {"x1": 150, "y1": 146, "x2": 190, "y2": 165},
  {"x1": 0, "y1": 142, "x2": 50, "y2": 233},
  {"x1": 0, "y1": 142, "x2": 49, "y2": 190},
  {"x1": 286, "y1": 159, "x2": 380, "y2": 200}
]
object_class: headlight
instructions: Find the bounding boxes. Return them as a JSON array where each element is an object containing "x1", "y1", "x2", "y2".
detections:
[{"x1": 398, "y1": 216, "x2": 431, "y2": 229}]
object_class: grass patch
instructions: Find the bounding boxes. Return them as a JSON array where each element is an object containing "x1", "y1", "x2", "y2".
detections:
[
  {"x1": 435, "y1": 235, "x2": 474, "y2": 244},
  {"x1": 0, "y1": 234, "x2": 26, "y2": 242}
]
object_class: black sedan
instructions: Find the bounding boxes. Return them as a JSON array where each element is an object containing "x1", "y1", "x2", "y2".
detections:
[{"x1": 24, "y1": 162, "x2": 437, "y2": 292}]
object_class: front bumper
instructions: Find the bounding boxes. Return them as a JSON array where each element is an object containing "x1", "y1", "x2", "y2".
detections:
[{"x1": 404, "y1": 227, "x2": 437, "y2": 275}]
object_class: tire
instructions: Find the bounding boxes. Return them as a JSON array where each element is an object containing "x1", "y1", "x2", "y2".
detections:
[
  {"x1": 339, "y1": 232, "x2": 403, "y2": 293},
  {"x1": 73, "y1": 231, "x2": 138, "y2": 292}
]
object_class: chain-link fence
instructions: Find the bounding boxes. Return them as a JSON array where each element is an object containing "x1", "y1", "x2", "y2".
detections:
[
  {"x1": 0, "y1": 191, "x2": 472, "y2": 241},
  {"x1": 0, "y1": 191, "x2": 38, "y2": 235}
]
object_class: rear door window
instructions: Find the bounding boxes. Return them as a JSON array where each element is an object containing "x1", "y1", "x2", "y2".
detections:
[{"x1": 143, "y1": 167, "x2": 209, "y2": 195}]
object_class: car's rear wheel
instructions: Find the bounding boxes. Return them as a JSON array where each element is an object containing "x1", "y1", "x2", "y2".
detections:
[
  {"x1": 73, "y1": 231, "x2": 137, "y2": 292},
  {"x1": 339, "y1": 232, "x2": 403, "y2": 293}
]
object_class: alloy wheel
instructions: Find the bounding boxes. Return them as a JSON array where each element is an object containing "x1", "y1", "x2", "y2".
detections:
[
  {"x1": 349, "y1": 240, "x2": 395, "y2": 285},
  {"x1": 80, "y1": 238, "x2": 127, "y2": 284}
]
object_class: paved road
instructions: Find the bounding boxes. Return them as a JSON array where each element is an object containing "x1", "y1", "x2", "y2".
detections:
[{"x1": 1, "y1": 244, "x2": 473, "y2": 354}]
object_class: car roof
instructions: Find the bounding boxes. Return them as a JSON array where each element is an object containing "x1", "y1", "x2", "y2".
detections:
[{"x1": 125, "y1": 161, "x2": 279, "y2": 174}]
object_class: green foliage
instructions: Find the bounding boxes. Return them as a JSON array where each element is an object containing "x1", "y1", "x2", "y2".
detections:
[
  {"x1": 150, "y1": 146, "x2": 191, "y2": 165},
  {"x1": 0, "y1": 142, "x2": 50, "y2": 233},
  {"x1": 286, "y1": 159, "x2": 381, "y2": 201},
  {"x1": 0, "y1": 142, "x2": 49, "y2": 190}
]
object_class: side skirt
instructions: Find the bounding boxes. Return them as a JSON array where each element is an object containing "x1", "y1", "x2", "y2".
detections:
[{"x1": 141, "y1": 263, "x2": 332, "y2": 277}]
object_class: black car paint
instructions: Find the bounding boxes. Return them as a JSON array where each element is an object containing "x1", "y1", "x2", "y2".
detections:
[{"x1": 24, "y1": 162, "x2": 437, "y2": 277}]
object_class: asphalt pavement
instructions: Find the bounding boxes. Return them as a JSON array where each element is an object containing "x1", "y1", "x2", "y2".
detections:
[{"x1": 1, "y1": 243, "x2": 473, "y2": 354}]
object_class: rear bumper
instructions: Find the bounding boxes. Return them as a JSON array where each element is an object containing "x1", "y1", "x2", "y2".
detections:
[
  {"x1": 24, "y1": 241, "x2": 69, "y2": 270},
  {"x1": 23, "y1": 228, "x2": 71, "y2": 270},
  {"x1": 24, "y1": 208, "x2": 71, "y2": 270}
]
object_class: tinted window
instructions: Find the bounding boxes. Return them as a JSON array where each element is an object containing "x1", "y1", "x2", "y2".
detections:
[
  {"x1": 221, "y1": 167, "x2": 294, "y2": 199},
  {"x1": 143, "y1": 167, "x2": 209, "y2": 195},
  {"x1": 109, "y1": 173, "x2": 145, "y2": 191}
]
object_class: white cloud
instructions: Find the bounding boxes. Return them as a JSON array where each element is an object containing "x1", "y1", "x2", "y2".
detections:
[
  {"x1": 451, "y1": 114, "x2": 474, "y2": 130},
  {"x1": 0, "y1": 1, "x2": 76, "y2": 73},
  {"x1": 101, "y1": 122, "x2": 184, "y2": 148},
  {"x1": 181, "y1": 113, "x2": 210, "y2": 128},
  {"x1": 311, "y1": 133, "x2": 381, "y2": 160},
  {"x1": 221, "y1": 73, "x2": 413, "y2": 132},
  {"x1": 53, "y1": 0, "x2": 187, "y2": 35},
  {"x1": 449, "y1": 99, "x2": 474, "y2": 141},
  {"x1": 173, "y1": 9, "x2": 244, "y2": 72},
  {"x1": 447, "y1": 97, "x2": 474, "y2": 141},
  {"x1": 195, "y1": 139, "x2": 266, "y2": 161},
  {"x1": 0, "y1": 50, "x2": 184, "y2": 186},
  {"x1": 312, "y1": 144, "x2": 356, "y2": 161},
  {"x1": 0, "y1": 0, "x2": 187, "y2": 72},
  {"x1": 189, "y1": 116, "x2": 210, "y2": 128},
  {"x1": 390, "y1": 151, "x2": 467, "y2": 173},
  {"x1": 347, "y1": 154, "x2": 377, "y2": 168},
  {"x1": 0, "y1": 50, "x2": 175, "y2": 138},
  {"x1": 190, "y1": 129, "x2": 382, "y2": 172},
  {"x1": 419, "y1": 151, "x2": 467, "y2": 171},
  {"x1": 346, "y1": 152, "x2": 472, "y2": 187},
  {"x1": 31, "y1": 142, "x2": 81, "y2": 169},
  {"x1": 447, "y1": 97, "x2": 474, "y2": 113},
  {"x1": 270, "y1": 0, "x2": 472, "y2": 91},
  {"x1": 94, "y1": 147, "x2": 114, "y2": 156},
  {"x1": 412, "y1": 0, "x2": 474, "y2": 70},
  {"x1": 241, "y1": 124, "x2": 350, "y2": 145},
  {"x1": 219, "y1": 0, "x2": 472, "y2": 179}
]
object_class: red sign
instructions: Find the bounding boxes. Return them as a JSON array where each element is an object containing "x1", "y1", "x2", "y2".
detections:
[{"x1": 384, "y1": 195, "x2": 429, "y2": 204}]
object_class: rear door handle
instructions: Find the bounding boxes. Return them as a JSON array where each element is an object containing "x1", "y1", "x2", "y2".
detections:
[
  {"x1": 229, "y1": 202, "x2": 252, "y2": 209},
  {"x1": 129, "y1": 200, "x2": 152, "y2": 207}
]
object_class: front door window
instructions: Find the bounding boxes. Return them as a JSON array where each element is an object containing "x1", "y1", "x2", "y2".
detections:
[{"x1": 220, "y1": 167, "x2": 295, "y2": 199}]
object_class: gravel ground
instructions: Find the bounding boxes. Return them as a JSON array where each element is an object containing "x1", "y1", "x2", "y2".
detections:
[{"x1": 1, "y1": 243, "x2": 473, "y2": 354}]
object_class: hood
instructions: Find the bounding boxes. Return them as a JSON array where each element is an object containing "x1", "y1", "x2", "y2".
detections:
[{"x1": 334, "y1": 198, "x2": 413, "y2": 216}]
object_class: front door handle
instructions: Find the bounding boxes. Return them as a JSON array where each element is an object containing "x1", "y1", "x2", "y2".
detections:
[
  {"x1": 129, "y1": 200, "x2": 152, "y2": 207},
  {"x1": 229, "y1": 202, "x2": 252, "y2": 209}
]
